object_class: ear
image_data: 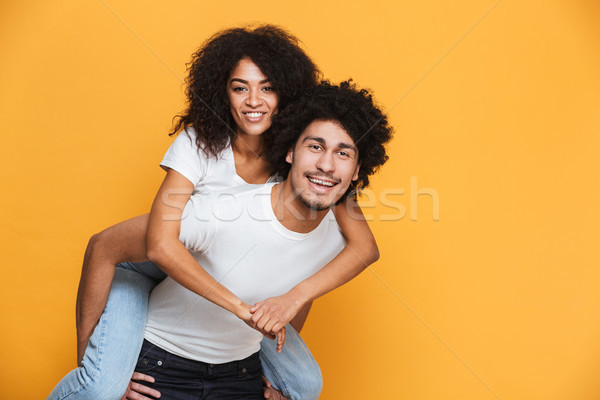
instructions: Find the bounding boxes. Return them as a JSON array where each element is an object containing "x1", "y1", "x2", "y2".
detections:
[
  {"x1": 352, "y1": 162, "x2": 361, "y2": 181},
  {"x1": 285, "y1": 147, "x2": 293, "y2": 164}
]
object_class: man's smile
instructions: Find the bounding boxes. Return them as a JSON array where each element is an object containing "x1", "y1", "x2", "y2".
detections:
[{"x1": 306, "y1": 174, "x2": 340, "y2": 190}]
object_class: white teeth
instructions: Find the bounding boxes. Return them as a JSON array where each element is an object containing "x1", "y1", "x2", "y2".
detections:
[
  {"x1": 308, "y1": 178, "x2": 335, "y2": 187},
  {"x1": 245, "y1": 112, "x2": 263, "y2": 118}
]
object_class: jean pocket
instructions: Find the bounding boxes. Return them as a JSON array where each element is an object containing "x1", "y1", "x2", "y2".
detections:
[
  {"x1": 240, "y1": 360, "x2": 263, "y2": 380},
  {"x1": 135, "y1": 355, "x2": 163, "y2": 373}
]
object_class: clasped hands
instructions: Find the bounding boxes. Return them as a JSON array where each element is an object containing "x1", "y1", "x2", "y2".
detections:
[{"x1": 240, "y1": 292, "x2": 304, "y2": 353}]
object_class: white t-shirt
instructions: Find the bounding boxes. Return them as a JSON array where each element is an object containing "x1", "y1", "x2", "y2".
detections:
[
  {"x1": 160, "y1": 127, "x2": 278, "y2": 193},
  {"x1": 143, "y1": 183, "x2": 345, "y2": 363}
]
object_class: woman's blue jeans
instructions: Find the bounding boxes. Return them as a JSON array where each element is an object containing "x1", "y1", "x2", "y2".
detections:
[{"x1": 47, "y1": 262, "x2": 322, "y2": 400}]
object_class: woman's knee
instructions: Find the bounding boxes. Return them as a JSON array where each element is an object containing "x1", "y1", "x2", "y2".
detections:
[
  {"x1": 77, "y1": 370, "x2": 131, "y2": 400},
  {"x1": 47, "y1": 364, "x2": 132, "y2": 400}
]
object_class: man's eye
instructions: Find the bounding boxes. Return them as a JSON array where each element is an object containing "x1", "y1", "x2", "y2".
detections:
[{"x1": 310, "y1": 145, "x2": 322, "y2": 151}]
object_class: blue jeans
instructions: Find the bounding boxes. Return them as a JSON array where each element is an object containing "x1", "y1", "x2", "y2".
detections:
[
  {"x1": 135, "y1": 339, "x2": 263, "y2": 399},
  {"x1": 47, "y1": 262, "x2": 322, "y2": 400}
]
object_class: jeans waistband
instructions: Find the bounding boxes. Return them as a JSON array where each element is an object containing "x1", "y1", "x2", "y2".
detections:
[{"x1": 140, "y1": 339, "x2": 260, "y2": 375}]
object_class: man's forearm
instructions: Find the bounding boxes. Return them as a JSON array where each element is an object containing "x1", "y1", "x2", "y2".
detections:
[
  {"x1": 289, "y1": 301, "x2": 312, "y2": 333},
  {"x1": 75, "y1": 235, "x2": 116, "y2": 363},
  {"x1": 288, "y1": 243, "x2": 374, "y2": 306},
  {"x1": 74, "y1": 215, "x2": 150, "y2": 363}
]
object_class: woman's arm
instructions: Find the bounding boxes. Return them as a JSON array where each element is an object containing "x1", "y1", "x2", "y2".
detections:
[
  {"x1": 146, "y1": 169, "x2": 284, "y2": 347},
  {"x1": 250, "y1": 197, "x2": 379, "y2": 334},
  {"x1": 75, "y1": 214, "x2": 150, "y2": 363},
  {"x1": 78, "y1": 167, "x2": 283, "y2": 366}
]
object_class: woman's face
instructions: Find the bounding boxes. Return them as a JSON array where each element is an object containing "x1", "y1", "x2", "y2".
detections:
[{"x1": 227, "y1": 58, "x2": 279, "y2": 138}]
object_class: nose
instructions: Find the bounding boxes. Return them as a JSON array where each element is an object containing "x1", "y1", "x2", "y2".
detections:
[
  {"x1": 316, "y1": 151, "x2": 335, "y2": 173},
  {"x1": 245, "y1": 88, "x2": 262, "y2": 108}
]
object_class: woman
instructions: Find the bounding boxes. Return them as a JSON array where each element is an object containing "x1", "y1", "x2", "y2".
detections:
[{"x1": 48, "y1": 25, "x2": 378, "y2": 400}]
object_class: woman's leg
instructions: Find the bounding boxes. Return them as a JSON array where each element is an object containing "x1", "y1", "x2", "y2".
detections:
[
  {"x1": 259, "y1": 324, "x2": 323, "y2": 400},
  {"x1": 47, "y1": 263, "x2": 165, "y2": 400}
]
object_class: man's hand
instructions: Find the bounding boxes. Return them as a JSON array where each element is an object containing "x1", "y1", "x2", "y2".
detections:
[
  {"x1": 250, "y1": 293, "x2": 303, "y2": 338},
  {"x1": 237, "y1": 303, "x2": 287, "y2": 352},
  {"x1": 263, "y1": 376, "x2": 289, "y2": 400},
  {"x1": 120, "y1": 372, "x2": 161, "y2": 400}
]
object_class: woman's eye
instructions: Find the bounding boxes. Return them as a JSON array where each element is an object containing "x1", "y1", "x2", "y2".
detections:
[
  {"x1": 232, "y1": 87, "x2": 247, "y2": 92},
  {"x1": 262, "y1": 86, "x2": 275, "y2": 92}
]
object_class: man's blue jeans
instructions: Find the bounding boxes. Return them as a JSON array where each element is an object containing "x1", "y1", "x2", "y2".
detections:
[{"x1": 47, "y1": 263, "x2": 322, "y2": 400}]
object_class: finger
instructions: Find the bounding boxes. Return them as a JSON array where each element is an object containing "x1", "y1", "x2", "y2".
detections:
[
  {"x1": 271, "y1": 321, "x2": 284, "y2": 336},
  {"x1": 129, "y1": 382, "x2": 162, "y2": 398},
  {"x1": 131, "y1": 372, "x2": 156, "y2": 383},
  {"x1": 255, "y1": 314, "x2": 271, "y2": 331},
  {"x1": 277, "y1": 327, "x2": 286, "y2": 352},
  {"x1": 262, "y1": 375, "x2": 272, "y2": 388},
  {"x1": 250, "y1": 302, "x2": 262, "y2": 313},
  {"x1": 264, "y1": 318, "x2": 278, "y2": 334},
  {"x1": 262, "y1": 329, "x2": 276, "y2": 340},
  {"x1": 124, "y1": 387, "x2": 154, "y2": 400},
  {"x1": 251, "y1": 308, "x2": 264, "y2": 324},
  {"x1": 263, "y1": 331, "x2": 276, "y2": 340}
]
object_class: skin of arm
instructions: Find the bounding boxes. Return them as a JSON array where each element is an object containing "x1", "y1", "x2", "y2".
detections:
[
  {"x1": 77, "y1": 169, "x2": 285, "y2": 364},
  {"x1": 289, "y1": 301, "x2": 312, "y2": 333},
  {"x1": 146, "y1": 169, "x2": 284, "y2": 347},
  {"x1": 250, "y1": 197, "x2": 379, "y2": 335},
  {"x1": 76, "y1": 214, "x2": 151, "y2": 364}
]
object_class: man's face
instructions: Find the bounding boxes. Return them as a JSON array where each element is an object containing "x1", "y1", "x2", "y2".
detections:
[{"x1": 286, "y1": 119, "x2": 360, "y2": 211}]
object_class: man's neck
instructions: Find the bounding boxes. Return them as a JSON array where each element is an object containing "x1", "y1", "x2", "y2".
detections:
[{"x1": 271, "y1": 182, "x2": 329, "y2": 234}]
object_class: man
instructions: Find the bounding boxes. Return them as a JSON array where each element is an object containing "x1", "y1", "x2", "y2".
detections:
[{"x1": 123, "y1": 80, "x2": 392, "y2": 399}]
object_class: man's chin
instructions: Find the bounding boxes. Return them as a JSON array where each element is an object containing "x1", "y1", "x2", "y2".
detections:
[{"x1": 299, "y1": 196, "x2": 333, "y2": 212}]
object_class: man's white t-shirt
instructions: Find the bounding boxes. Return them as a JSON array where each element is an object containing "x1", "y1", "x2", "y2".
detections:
[{"x1": 144, "y1": 183, "x2": 345, "y2": 364}]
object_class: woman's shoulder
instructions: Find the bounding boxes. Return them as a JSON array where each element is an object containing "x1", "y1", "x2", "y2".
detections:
[{"x1": 176, "y1": 126, "x2": 232, "y2": 158}]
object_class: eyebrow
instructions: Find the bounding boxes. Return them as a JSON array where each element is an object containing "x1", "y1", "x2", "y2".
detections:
[
  {"x1": 302, "y1": 136, "x2": 357, "y2": 153},
  {"x1": 229, "y1": 78, "x2": 271, "y2": 84}
]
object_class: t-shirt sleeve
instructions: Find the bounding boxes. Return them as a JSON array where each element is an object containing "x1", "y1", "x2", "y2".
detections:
[
  {"x1": 179, "y1": 194, "x2": 216, "y2": 253},
  {"x1": 160, "y1": 128, "x2": 207, "y2": 185}
]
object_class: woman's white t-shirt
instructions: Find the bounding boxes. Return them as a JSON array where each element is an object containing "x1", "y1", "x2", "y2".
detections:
[{"x1": 159, "y1": 127, "x2": 278, "y2": 193}]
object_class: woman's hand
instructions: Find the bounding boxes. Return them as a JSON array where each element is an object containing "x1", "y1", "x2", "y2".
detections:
[{"x1": 120, "y1": 372, "x2": 161, "y2": 400}]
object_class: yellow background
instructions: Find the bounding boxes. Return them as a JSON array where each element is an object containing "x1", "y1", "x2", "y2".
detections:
[{"x1": 1, "y1": 1, "x2": 599, "y2": 399}]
